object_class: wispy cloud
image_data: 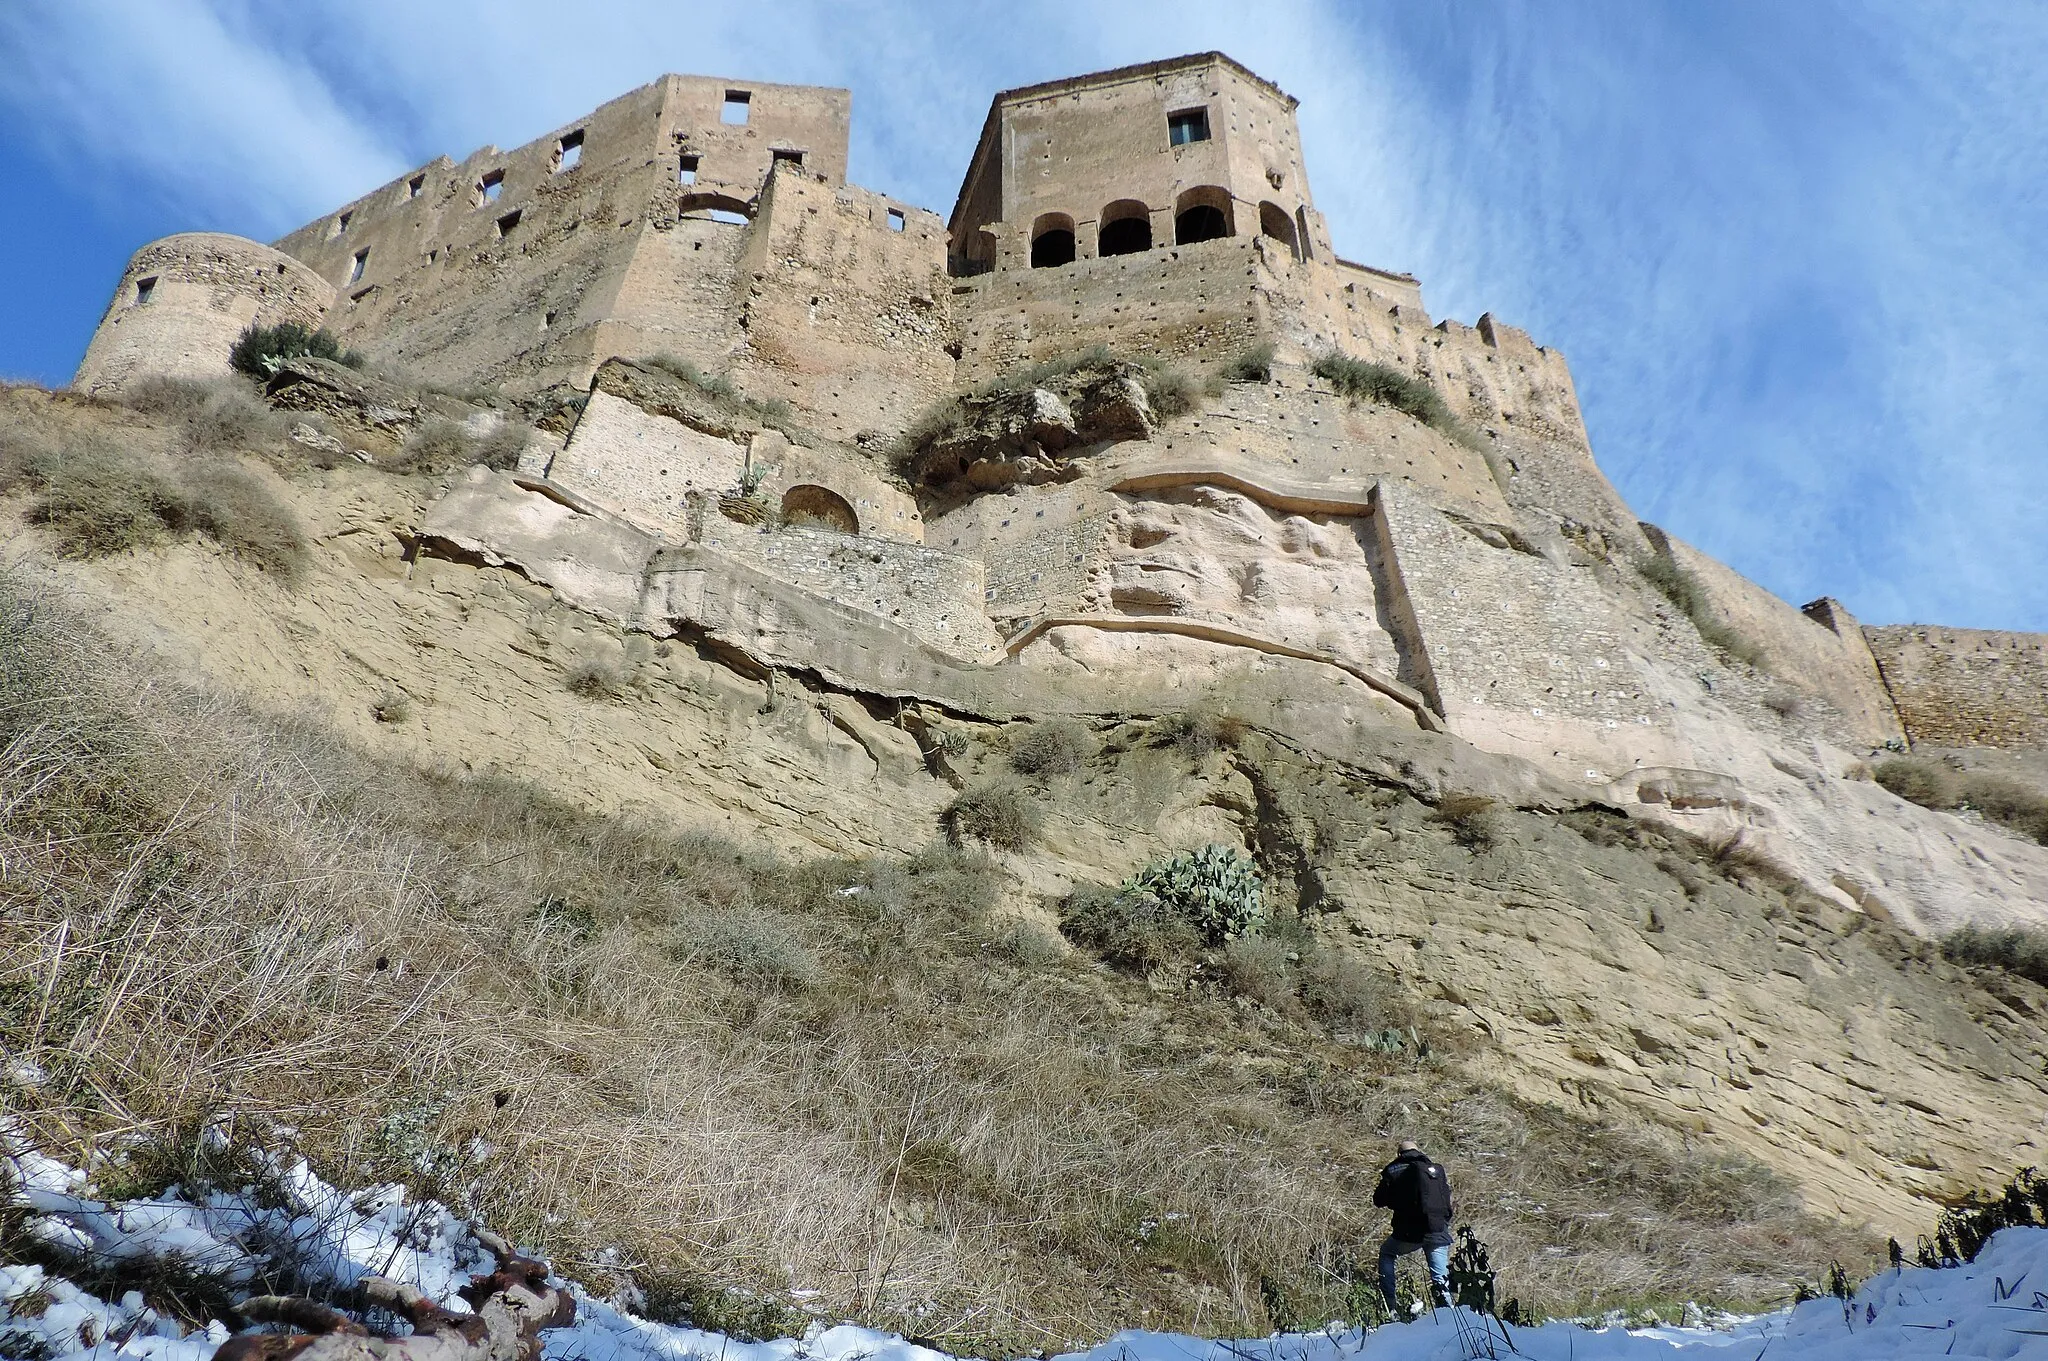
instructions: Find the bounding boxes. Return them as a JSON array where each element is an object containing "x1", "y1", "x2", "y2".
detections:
[{"x1": 1, "y1": 0, "x2": 2042, "y2": 628}]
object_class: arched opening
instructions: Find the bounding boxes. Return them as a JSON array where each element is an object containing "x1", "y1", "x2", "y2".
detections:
[
  {"x1": 1174, "y1": 186, "x2": 1233, "y2": 245},
  {"x1": 1098, "y1": 200, "x2": 1153, "y2": 257},
  {"x1": 679, "y1": 192, "x2": 753, "y2": 225},
  {"x1": 1030, "y1": 213, "x2": 1076, "y2": 269},
  {"x1": 781, "y1": 484, "x2": 858, "y2": 534},
  {"x1": 1259, "y1": 201, "x2": 1300, "y2": 260},
  {"x1": 1295, "y1": 206, "x2": 1315, "y2": 261}
]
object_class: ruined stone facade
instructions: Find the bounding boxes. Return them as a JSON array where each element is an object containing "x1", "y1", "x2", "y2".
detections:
[{"x1": 74, "y1": 53, "x2": 2046, "y2": 928}]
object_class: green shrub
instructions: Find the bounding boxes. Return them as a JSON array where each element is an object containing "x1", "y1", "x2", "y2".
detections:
[
  {"x1": 1219, "y1": 342, "x2": 1276, "y2": 384},
  {"x1": 1940, "y1": 922, "x2": 2048, "y2": 988},
  {"x1": 1058, "y1": 885, "x2": 1201, "y2": 973},
  {"x1": 1138, "y1": 362, "x2": 1198, "y2": 418},
  {"x1": 1010, "y1": 718, "x2": 1090, "y2": 778},
  {"x1": 1122, "y1": 844, "x2": 1266, "y2": 944},
  {"x1": 1874, "y1": 757, "x2": 1960, "y2": 810},
  {"x1": 943, "y1": 780, "x2": 1040, "y2": 850},
  {"x1": 228, "y1": 322, "x2": 361, "y2": 378},
  {"x1": 636, "y1": 1271, "x2": 808, "y2": 1342}
]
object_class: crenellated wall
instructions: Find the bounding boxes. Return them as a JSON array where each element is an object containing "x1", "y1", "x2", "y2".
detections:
[{"x1": 1865, "y1": 626, "x2": 2048, "y2": 750}]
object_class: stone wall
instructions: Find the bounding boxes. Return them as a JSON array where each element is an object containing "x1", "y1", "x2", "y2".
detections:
[
  {"x1": 1661, "y1": 535, "x2": 1906, "y2": 749},
  {"x1": 697, "y1": 519, "x2": 996, "y2": 659},
  {"x1": 1865, "y1": 626, "x2": 2048, "y2": 750},
  {"x1": 955, "y1": 234, "x2": 1269, "y2": 380},
  {"x1": 726, "y1": 169, "x2": 956, "y2": 442},
  {"x1": 949, "y1": 52, "x2": 1333, "y2": 275},
  {"x1": 73, "y1": 233, "x2": 334, "y2": 393},
  {"x1": 547, "y1": 388, "x2": 747, "y2": 534}
]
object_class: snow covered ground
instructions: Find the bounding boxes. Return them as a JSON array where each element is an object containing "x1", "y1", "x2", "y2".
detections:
[{"x1": 3, "y1": 1135, "x2": 2045, "y2": 1361}]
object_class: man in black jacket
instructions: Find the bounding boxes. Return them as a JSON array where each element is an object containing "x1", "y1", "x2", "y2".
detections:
[{"x1": 1371, "y1": 1141, "x2": 1453, "y2": 1312}]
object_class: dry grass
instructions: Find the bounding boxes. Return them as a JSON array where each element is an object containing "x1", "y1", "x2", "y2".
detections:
[
  {"x1": 1941, "y1": 922, "x2": 2048, "y2": 988},
  {"x1": 1009, "y1": 718, "x2": 1091, "y2": 779},
  {"x1": 1875, "y1": 756, "x2": 2048, "y2": 846},
  {"x1": 941, "y1": 779, "x2": 1040, "y2": 850},
  {"x1": 1635, "y1": 549, "x2": 1767, "y2": 670},
  {"x1": 0, "y1": 575, "x2": 1872, "y2": 1347}
]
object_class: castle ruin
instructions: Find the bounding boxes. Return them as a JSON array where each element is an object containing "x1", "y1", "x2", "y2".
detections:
[{"x1": 71, "y1": 53, "x2": 2048, "y2": 927}]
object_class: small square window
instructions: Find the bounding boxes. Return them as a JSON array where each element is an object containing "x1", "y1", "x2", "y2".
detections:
[
  {"x1": 133, "y1": 276, "x2": 156, "y2": 306},
  {"x1": 1168, "y1": 108, "x2": 1211, "y2": 146},
  {"x1": 886, "y1": 208, "x2": 905, "y2": 232},
  {"x1": 555, "y1": 130, "x2": 583, "y2": 173},
  {"x1": 721, "y1": 90, "x2": 751, "y2": 124},
  {"x1": 349, "y1": 249, "x2": 368, "y2": 283},
  {"x1": 407, "y1": 173, "x2": 425, "y2": 198},
  {"x1": 478, "y1": 170, "x2": 504, "y2": 205},
  {"x1": 496, "y1": 209, "x2": 522, "y2": 236},
  {"x1": 678, "y1": 155, "x2": 699, "y2": 186}
]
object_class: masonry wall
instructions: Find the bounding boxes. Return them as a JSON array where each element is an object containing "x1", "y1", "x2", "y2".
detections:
[
  {"x1": 73, "y1": 234, "x2": 334, "y2": 393},
  {"x1": 951, "y1": 53, "x2": 1332, "y2": 275},
  {"x1": 956, "y1": 234, "x2": 1268, "y2": 379},
  {"x1": 696, "y1": 519, "x2": 995, "y2": 658},
  {"x1": 549, "y1": 389, "x2": 747, "y2": 534},
  {"x1": 1662, "y1": 533, "x2": 1906, "y2": 749},
  {"x1": 1864, "y1": 626, "x2": 2048, "y2": 750},
  {"x1": 724, "y1": 169, "x2": 956, "y2": 442}
]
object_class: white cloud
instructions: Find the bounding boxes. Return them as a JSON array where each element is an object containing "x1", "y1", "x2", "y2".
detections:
[{"x1": 0, "y1": 0, "x2": 402, "y2": 230}]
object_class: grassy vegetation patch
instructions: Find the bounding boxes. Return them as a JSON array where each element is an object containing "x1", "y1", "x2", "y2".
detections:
[
  {"x1": 1635, "y1": 544, "x2": 1766, "y2": 670},
  {"x1": 1940, "y1": 922, "x2": 2048, "y2": 988},
  {"x1": 1875, "y1": 756, "x2": 2048, "y2": 846},
  {"x1": 10, "y1": 435, "x2": 307, "y2": 581},
  {"x1": 643, "y1": 354, "x2": 801, "y2": 440}
]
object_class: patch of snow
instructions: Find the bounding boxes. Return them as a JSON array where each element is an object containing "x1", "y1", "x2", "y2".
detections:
[{"x1": 5, "y1": 1128, "x2": 2047, "y2": 1361}]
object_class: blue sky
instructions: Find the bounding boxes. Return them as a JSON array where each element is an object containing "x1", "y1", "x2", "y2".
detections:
[{"x1": 3, "y1": 1, "x2": 2042, "y2": 631}]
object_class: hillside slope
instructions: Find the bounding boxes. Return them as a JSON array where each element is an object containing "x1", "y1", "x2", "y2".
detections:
[{"x1": 3, "y1": 382, "x2": 2046, "y2": 1349}]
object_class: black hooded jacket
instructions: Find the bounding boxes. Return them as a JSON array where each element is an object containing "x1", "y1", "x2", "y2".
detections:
[{"x1": 1372, "y1": 1149, "x2": 1453, "y2": 1246}]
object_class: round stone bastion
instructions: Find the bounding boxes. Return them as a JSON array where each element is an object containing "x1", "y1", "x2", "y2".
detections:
[{"x1": 72, "y1": 233, "x2": 336, "y2": 394}]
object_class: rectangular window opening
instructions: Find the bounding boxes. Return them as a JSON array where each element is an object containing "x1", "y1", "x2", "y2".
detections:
[
  {"x1": 407, "y1": 173, "x2": 426, "y2": 198},
  {"x1": 478, "y1": 169, "x2": 504, "y2": 206},
  {"x1": 555, "y1": 130, "x2": 584, "y2": 173},
  {"x1": 1168, "y1": 108, "x2": 1211, "y2": 146},
  {"x1": 771, "y1": 148, "x2": 804, "y2": 169},
  {"x1": 349, "y1": 249, "x2": 368, "y2": 283},
  {"x1": 133, "y1": 276, "x2": 157, "y2": 306},
  {"x1": 678, "y1": 154, "x2": 699, "y2": 186},
  {"x1": 542, "y1": 310, "x2": 557, "y2": 329},
  {"x1": 496, "y1": 209, "x2": 523, "y2": 237},
  {"x1": 721, "y1": 90, "x2": 751, "y2": 124},
  {"x1": 330, "y1": 210, "x2": 353, "y2": 239},
  {"x1": 886, "y1": 208, "x2": 905, "y2": 232}
]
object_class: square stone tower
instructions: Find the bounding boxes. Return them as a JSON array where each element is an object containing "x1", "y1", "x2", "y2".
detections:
[{"x1": 948, "y1": 52, "x2": 1334, "y2": 277}]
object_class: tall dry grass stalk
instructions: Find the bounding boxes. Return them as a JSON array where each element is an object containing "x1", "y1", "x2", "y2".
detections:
[{"x1": 0, "y1": 570, "x2": 1859, "y2": 1348}]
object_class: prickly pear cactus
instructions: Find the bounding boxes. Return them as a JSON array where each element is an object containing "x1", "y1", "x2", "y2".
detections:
[{"x1": 1121, "y1": 844, "x2": 1265, "y2": 943}]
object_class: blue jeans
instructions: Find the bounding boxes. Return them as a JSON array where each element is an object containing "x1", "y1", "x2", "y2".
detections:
[{"x1": 1378, "y1": 1237, "x2": 1451, "y2": 1312}]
